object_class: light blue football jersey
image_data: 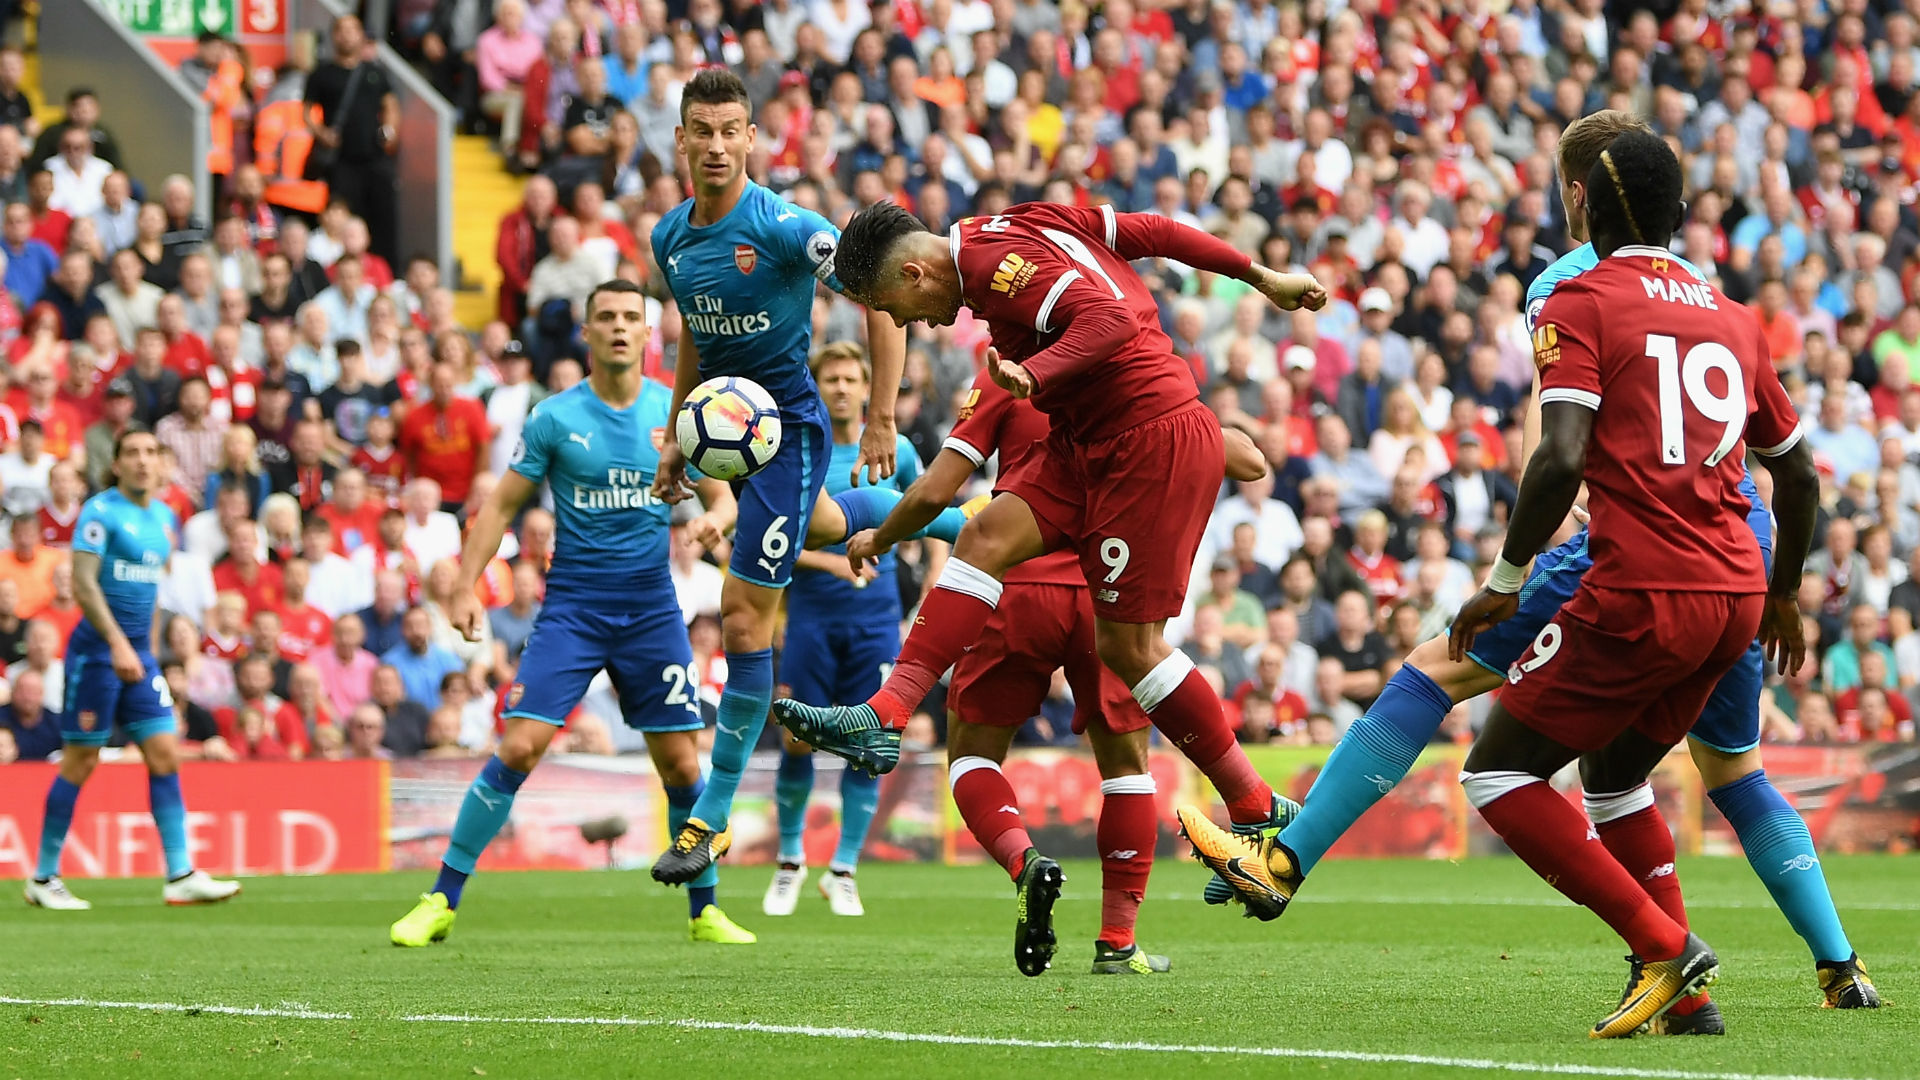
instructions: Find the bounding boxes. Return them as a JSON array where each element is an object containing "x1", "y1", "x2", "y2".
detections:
[
  {"x1": 786, "y1": 433, "x2": 922, "y2": 623},
  {"x1": 71, "y1": 488, "x2": 178, "y2": 650},
  {"x1": 651, "y1": 181, "x2": 847, "y2": 428},
  {"x1": 511, "y1": 380, "x2": 680, "y2": 600}
]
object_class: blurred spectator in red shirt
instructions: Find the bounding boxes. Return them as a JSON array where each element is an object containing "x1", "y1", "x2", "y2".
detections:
[
  {"x1": 284, "y1": 662, "x2": 338, "y2": 745},
  {"x1": 275, "y1": 558, "x2": 333, "y2": 662},
  {"x1": 400, "y1": 362, "x2": 489, "y2": 510},
  {"x1": 201, "y1": 590, "x2": 251, "y2": 661},
  {"x1": 217, "y1": 654, "x2": 308, "y2": 758},
  {"x1": 227, "y1": 704, "x2": 292, "y2": 761},
  {"x1": 36, "y1": 462, "x2": 83, "y2": 546},
  {"x1": 495, "y1": 176, "x2": 557, "y2": 323},
  {"x1": 318, "y1": 467, "x2": 385, "y2": 556},
  {"x1": 212, "y1": 521, "x2": 285, "y2": 616},
  {"x1": 352, "y1": 411, "x2": 408, "y2": 504}
]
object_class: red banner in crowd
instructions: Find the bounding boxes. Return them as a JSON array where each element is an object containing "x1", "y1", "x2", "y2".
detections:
[{"x1": 0, "y1": 760, "x2": 388, "y2": 879}]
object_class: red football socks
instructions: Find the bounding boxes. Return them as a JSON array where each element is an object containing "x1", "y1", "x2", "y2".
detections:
[
  {"x1": 870, "y1": 562, "x2": 1002, "y2": 729},
  {"x1": 1594, "y1": 796, "x2": 1709, "y2": 1015},
  {"x1": 1475, "y1": 779, "x2": 1687, "y2": 962},
  {"x1": 1136, "y1": 658, "x2": 1275, "y2": 825},
  {"x1": 1097, "y1": 776, "x2": 1157, "y2": 949},
  {"x1": 1596, "y1": 803, "x2": 1688, "y2": 931},
  {"x1": 951, "y1": 757, "x2": 1032, "y2": 881}
]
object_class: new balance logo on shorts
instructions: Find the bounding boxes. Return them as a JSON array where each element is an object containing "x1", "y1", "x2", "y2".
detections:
[
  {"x1": 1645, "y1": 862, "x2": 1675, "y2": 881},
  {"x1": 1096, "y1": 589, "x2": 1119, "y2": 604},
  {"x1": 1105, "y1": 849, "x2": 1139, "y2": 860},
  {"x1": 999, "y1": 805, "x2": 1020, "y2": 815}
]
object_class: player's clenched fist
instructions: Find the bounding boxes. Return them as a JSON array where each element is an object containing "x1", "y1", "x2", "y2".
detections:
[
  {"x1": 449, "y1": 590, "x2": 488, "y2": 643},
  {"x1": 986, "y1": 347, "x2": 1034, "y2": 399},
  {"x1": 1250, "y1": 267, "x2": 1330, "y2": 312}
]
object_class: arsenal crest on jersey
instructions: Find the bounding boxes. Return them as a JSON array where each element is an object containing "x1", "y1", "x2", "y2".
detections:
[
  {"x1": 734, "y1": 244, "x2": 757, "y2": 275},
  {"x1": 77, "y1": 710, "x2": 97, "y2": 732}
]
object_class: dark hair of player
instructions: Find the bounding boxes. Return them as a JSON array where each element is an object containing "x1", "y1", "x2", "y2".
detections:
[
  {"x1": 834, "y1": 201, "x2": 931, "y2": 301},
  {"x1": 679, "y1": 68, "x2": 752, "y2": 126},
  {"x1": 585, "y1": 278, "x2": 645, "y2": 318},
  {"x1": 113, "y1": 424, "x2": 156, "y2": 460},
  {"x1": 1583, "y1": 131, "x2": 1685, "y2": 251}
]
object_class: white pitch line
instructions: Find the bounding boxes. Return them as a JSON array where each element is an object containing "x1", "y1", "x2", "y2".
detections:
[
  {"x1": 0, "y1": 995, "x2": 351, "y2": 1020},
  {"x1": 0, "y1": 995, "x2": 1883, "y2": 1080}
]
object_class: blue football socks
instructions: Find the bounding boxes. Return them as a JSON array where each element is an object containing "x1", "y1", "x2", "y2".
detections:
[
  {"x1": 435, "y1": 756, "x2": 528, "y2": 908},
  {"x1": 666, "y1": 781, "x2": 721, "y2": 915},
  {"x1": 34, "y1": 775, "x2": 80, "y2": 881},
  {"x1": 1279, "y1": 665, "x2": 1452, "y2": 875},
  {"x1": 693, "y1": 648, "x2": 773, "y2": 832},
  {"x1": 832, "y1": 766, "x2": 881, "y2": 874},
  {"x1": 832, "y1": 487, "x2": 967, "y2": 544},
  {"x1": 148, "y1": 772, "x2": 192, "y2": 881},
  {"x1": 774, "y1": 749, "x2": 814, "y2": 864},
  {"x1": 1710, "y1": 769, "x2": 1854, "y2": 963}
]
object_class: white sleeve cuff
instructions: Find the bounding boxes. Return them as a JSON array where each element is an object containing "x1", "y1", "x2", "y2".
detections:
[
  {"x1": 1538, "y1": 388, "x2": 1601, "y2": 410},
  {"x1": 1752, "y1": 422, "x2": 1806, "y2": 458},
  {"x1": 943, "y1": 437, "x2": 986, "y2": 467}
]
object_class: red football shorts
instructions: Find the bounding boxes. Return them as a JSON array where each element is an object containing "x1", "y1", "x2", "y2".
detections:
[
  {"x1": 1002, "y1": 401, "x2": 1224, "y2": 623},
  {"x1": 948, "y1": 583, "x2": 1149, "y2": 735},
  {"x1": 1497, "y1": 584, "x2": 1765, "y2": 753}
]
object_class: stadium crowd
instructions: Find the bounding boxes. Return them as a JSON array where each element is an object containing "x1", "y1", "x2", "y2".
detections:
[{"x1": 2, "y1": 0, "x2": 1919, "y2": 767}]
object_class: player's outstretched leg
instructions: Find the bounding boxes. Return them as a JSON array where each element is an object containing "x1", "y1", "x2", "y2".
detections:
[
  {"x1": 828, "y1": 486, "x2": 969, "y2": 546},
  {"x1": 1222, "y1": 645, "x2": 1473, "y2": 907},
  {"x1": 774, "y1": 497, "x2": 1045, "y2": 773},
  {"x1": 1127, "y1": 650, "x2": 1284, "y2": 829},
  {"x1": 143, "y1": 730, "x2": 241, "y2": 906},
  {"x1": 393, "y1": 753, "x2": 529, "y2": 945},
  {"x1": 26, "y1": 757, "x2": 90, "y2": 911},
  {"x1": 1707, "y1": 767, "x2": 1878, "y2": 1007},
  {"x1": 765, "y1": 744, "x2": 813, "y2": 916},
  {"x1": 818, "y1": 767, "x2": 879, "y2": 916},
  {"x1": 1091, "y1": 773, "x2": 1169, "y2": 975}
]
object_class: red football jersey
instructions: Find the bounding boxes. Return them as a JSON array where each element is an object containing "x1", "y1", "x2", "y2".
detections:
[
  {"x1": 952, "y1": 204, "x2": 1232, "y2": 442},
  {"x1": 37, "y1": 503, "x2": 77, "y2": 547},
  {"x1": 943, "y1": 367, "x2": 1081, "y2": 587},
  {"x1": 1534, "y1": 245, "x2": 1802, "y2": 592},
  {"x1": 277, "y1": 603, "x2": 333, "y2": 662}
]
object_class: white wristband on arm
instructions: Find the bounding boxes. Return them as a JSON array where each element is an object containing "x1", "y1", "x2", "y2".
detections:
[{"x1": 1487, "y1": 556, "x2": 1530, "y2": 595}]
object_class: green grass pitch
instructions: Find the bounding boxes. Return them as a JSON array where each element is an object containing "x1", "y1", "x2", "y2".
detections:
[{"x1": 2, "y1": 856, "x2": 1913, "y2": 1079}]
